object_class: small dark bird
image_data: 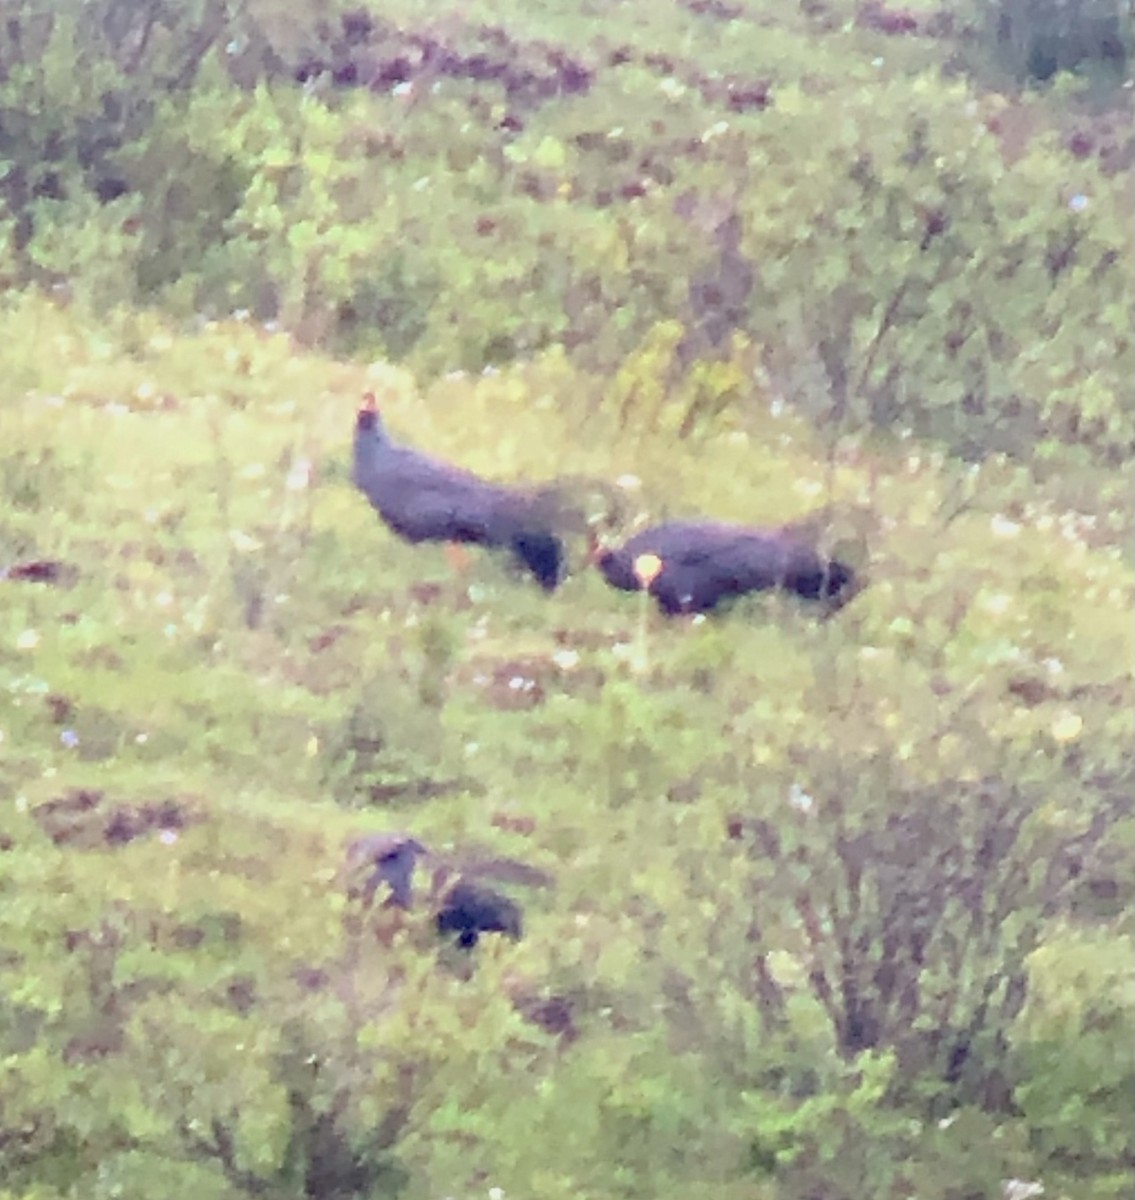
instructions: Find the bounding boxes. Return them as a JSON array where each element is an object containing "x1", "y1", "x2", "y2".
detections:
[
  {"x1": 352, "y1": 393, "x2": 566, "y2": 590},
  {"x1": 343, "y1": 832, "x2": 429, "y2": 908},
  {"x1": 435, "y1": 881, "x2": 523, "y2": 950},
  {"x1": 592, "y1": 519, "x2": 859, "y2": 615}
]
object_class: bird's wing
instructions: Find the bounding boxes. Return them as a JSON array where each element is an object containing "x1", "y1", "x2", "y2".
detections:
[
  {"x1": 644, "y1": 523, "x2": 755, "y2": 570},
  {"x1": 383, "y1": 484, "x2": 496, "y2": 543},
  {"x1": 373, "y1": 448, "x2": 530, "y2": 544}
]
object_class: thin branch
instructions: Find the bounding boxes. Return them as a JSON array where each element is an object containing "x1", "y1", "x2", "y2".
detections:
[{"x1": 177, "y1": 1116, "x2": 272, "y2": 1196}]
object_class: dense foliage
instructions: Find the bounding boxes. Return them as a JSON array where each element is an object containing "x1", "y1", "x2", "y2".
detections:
[
  {"x1": 0, "y1": 1, "x2": 1132, "y2": 1198},
  {"x1": 2, "y1": 0, "x2": 1132, "y2": 461}
]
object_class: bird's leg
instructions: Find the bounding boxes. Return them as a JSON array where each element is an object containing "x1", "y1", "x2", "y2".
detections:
[
  {"x1": 585, "y1": 528, "x2": 605, "y2": 565},
  {"x1": 444, "y1": 542, "x2": 471, "y2": 574},
  {"x1": 444, "y1": 542, "x2": 472, "y2": 576},
  {"x1": 442, "y1": 542, "x2": 475, "y2": 606}
]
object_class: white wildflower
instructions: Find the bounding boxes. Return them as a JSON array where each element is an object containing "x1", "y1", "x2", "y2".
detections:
[
  {"x1": 1002, "y1": 1180, "x2": 1044, "y2": 1200},
  {"x1": 1050, "y1": 712, "x2": 1083, "y2": 743},
  {"x1": 990, "y1": 515, "x2": 1022, "y2": 538},
  {"x1": 789, "y1": 783, "x2": 814, "y2": 813},
  {"x1": 286, "y1": 457, "x2": 313, "y2": 492},
  {"x1": 229, "y1": 530, "x2": 262, "y2": 553}
]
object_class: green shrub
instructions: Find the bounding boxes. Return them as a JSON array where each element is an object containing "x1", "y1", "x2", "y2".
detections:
[
  {"x1": 740, "y1": 75, "x2": 1134, "y2": 465},
  {"x1": 977, "y1": 0, "x2": 1132, "y2": 82},
  {"x1": 1012, "y1": 930, "x2": 1135, "y2": 1173}
]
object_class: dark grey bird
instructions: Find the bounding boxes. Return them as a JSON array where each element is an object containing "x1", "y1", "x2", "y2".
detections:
[
  {"x1": 435, "y1": 881, "x2": 523, "y2": 950},
  {"x1": 352, "y1": 393, "x2": 567, "y2": 590},
  {"x1": 592, "y1": 519, "x2": 859, "y2": 615},
  {"x1": 343, "y1": 831, "x2": 429, "y2": 909},
  {"x1": 342, "y1": 830, "x2": 545, "y2": 952}
]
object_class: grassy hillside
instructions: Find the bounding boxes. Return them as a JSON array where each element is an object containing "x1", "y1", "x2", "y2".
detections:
[
  {"x1": 0, "y1": 1, "x2": 1133, "y2": 1198},
  {"x1": 2, "y1": 292, "x2": 1132, "y2": 1198}
]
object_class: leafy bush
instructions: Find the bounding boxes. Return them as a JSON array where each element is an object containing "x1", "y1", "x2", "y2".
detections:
[
  {"x1": 2, "y1": 1, "x2": 1130, "y2": 476},
  {"x1": 740, "y1": 76, "x2": 1133, "y2": 465},
  {"x1": 0, "y1": 4, "x2": 1132, "y2": 1197},
  {"x1": 737, "y1": 1055, "x2": 1035, "y2": 1200},
  {"x1": 1011, "y1": 931, "x2": 1135, "y2": 1175},
  {"x1": 743, "y1": 769, "x2": 1116, "y2": 1097},
  {"x1": 977, "y1": 0, "x2": 1132, "y2": 82}
]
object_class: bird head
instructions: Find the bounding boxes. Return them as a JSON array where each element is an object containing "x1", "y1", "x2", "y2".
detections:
[
  {"x1": 587, "y1": 530, "x2": 644, "y2": 592},
  {"x1": 356, "y1": 392, "x2": 385, "y2": 437}
]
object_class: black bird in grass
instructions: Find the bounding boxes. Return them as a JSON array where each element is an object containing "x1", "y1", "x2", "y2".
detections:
[
  {"x1": 592, "y1": 519, "x2": 860, "y2": 616},
  {"x1": 352, "y1": 393, "x2": 567, "y2": 590},
  {"x1": 343, "y1": 832, "x2": 429, "y2": 909},
  {"x1": 435, "y1": 881, "x2": 524, "y2": 950},
  {"x1": 342, "y1": 832, "x2": 534, "y2": 951}
]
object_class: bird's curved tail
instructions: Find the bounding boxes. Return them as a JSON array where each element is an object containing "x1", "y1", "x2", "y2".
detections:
[
  {"x1": 525, "y1": 476, "x2": 634, "y2": 538},
  {"x1": 510, "y1": 476, "x2": 634, "y2": 589}
]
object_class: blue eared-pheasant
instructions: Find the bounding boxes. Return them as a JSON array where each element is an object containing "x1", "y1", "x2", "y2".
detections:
[
  {"x1": 593, "y1": 519, "x2": 859, "y2": 615},
  {"x1": 353, "y1": 394, "x2": 567, "y2": 590}
]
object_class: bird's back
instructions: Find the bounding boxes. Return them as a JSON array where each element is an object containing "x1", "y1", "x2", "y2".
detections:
[
  {"x1": 355, "y1": 432, "x2": 529, "y2": 544},
  {"x1": 598, "y1": 518, "x2": 856, "y2": 611},
  {"x1": 353, "y1": 403, "x2": 569, "y2": 589}
]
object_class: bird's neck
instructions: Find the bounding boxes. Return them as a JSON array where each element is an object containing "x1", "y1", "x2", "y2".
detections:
[{"x1": 355, "y1": 424, "x2": 392, "y2": 455}]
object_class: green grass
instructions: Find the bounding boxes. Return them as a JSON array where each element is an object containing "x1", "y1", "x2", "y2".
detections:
[
  {"x1": 1, "y1": 46, "x2": 1133, "y2": 1186},
  {"x1": 2, "y1": 290, "x2": 1131, "y2": 908},
  {"x1": 0, "y1": 0, "x2": 1130, "y2": 1190}
]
